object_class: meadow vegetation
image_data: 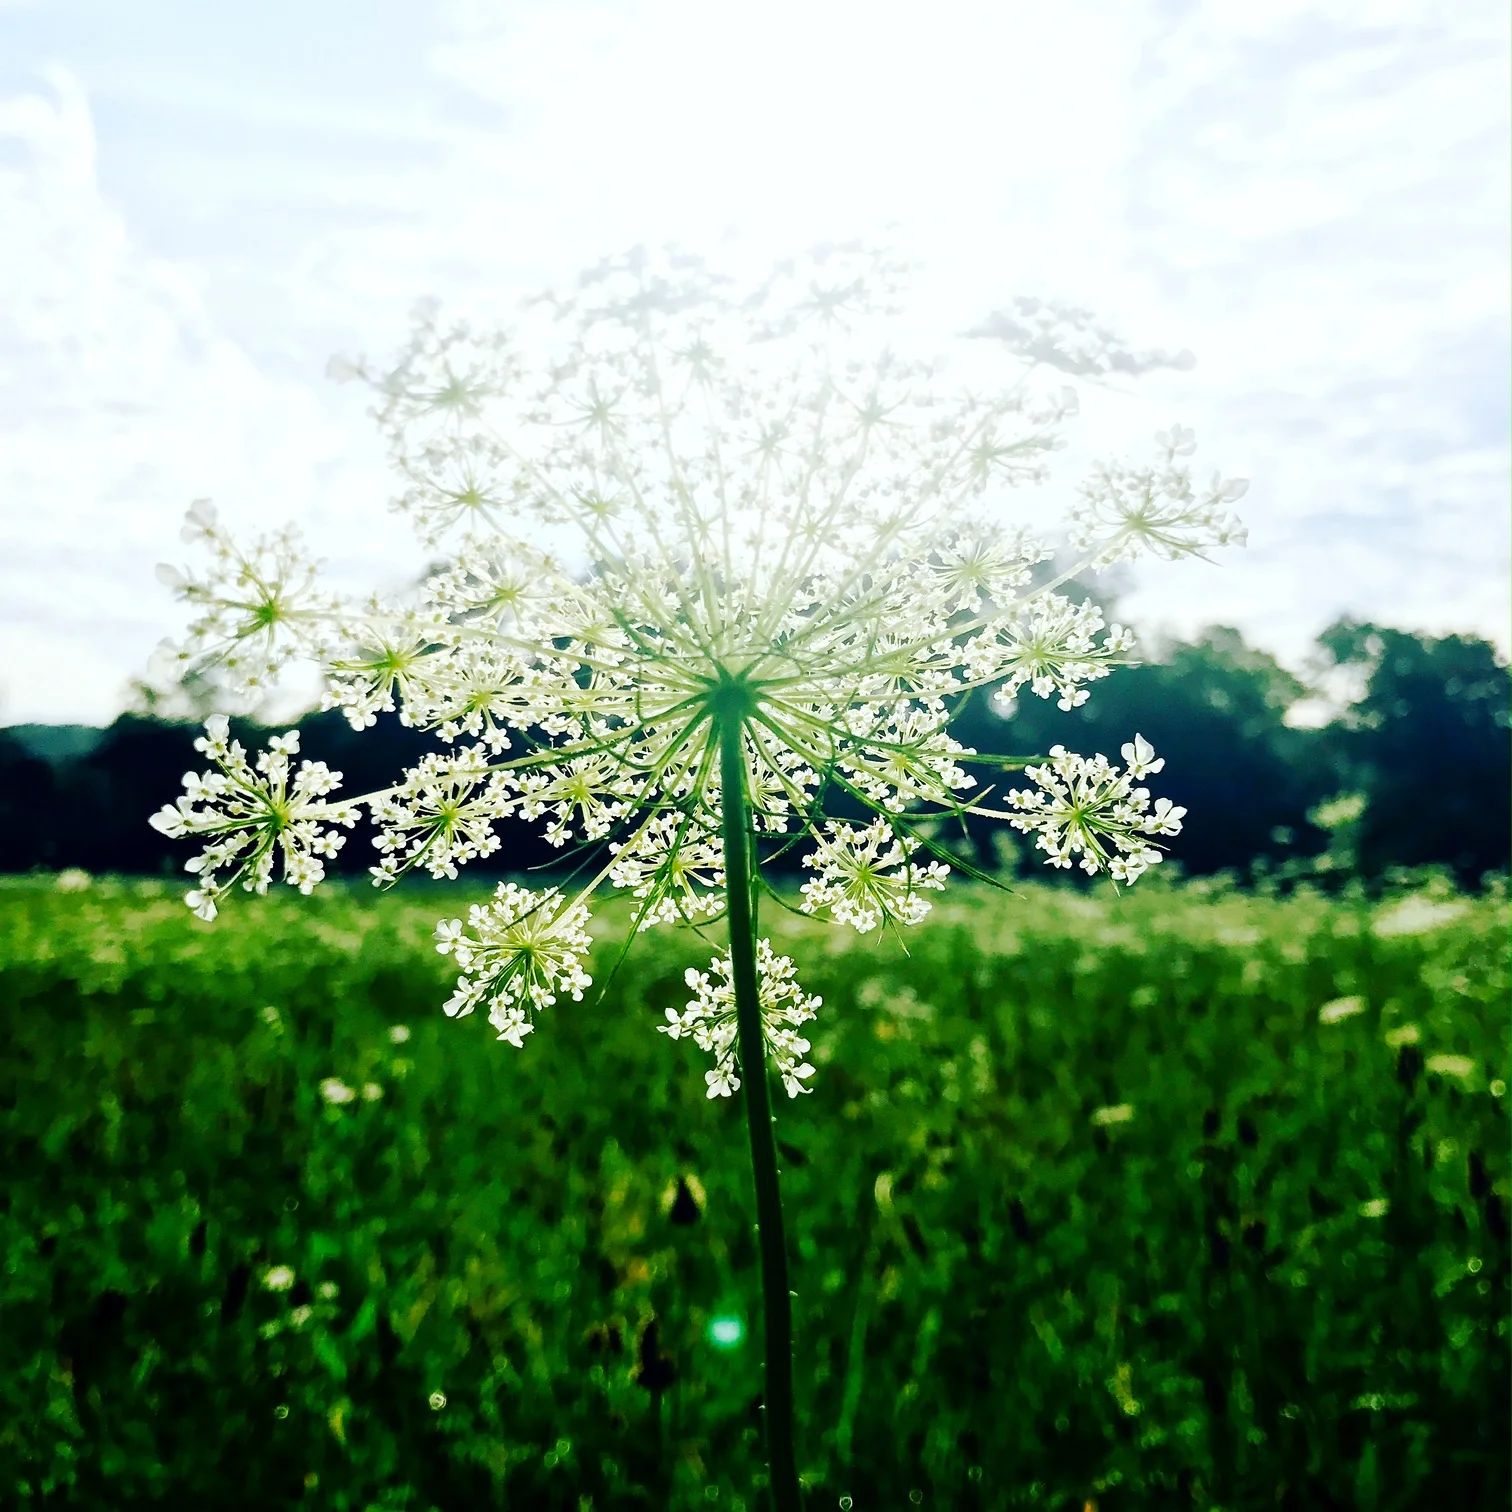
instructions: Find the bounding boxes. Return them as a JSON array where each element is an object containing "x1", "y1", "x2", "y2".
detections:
[{"x1": 1, "y1": 875, "x2": 1506, "y2": 1509}]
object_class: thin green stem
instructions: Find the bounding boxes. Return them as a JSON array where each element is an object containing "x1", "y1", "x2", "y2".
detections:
[{"x1": 718, "y1": 706, "x2": 802, "y2": 1512}]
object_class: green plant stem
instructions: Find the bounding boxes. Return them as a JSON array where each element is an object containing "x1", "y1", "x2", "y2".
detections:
[{"x1": 718, "y1": 711, "x2": 803, "y2": 1512}]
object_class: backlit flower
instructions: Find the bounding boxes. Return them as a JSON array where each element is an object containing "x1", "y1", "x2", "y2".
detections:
[
  {"x1": 663, "y1": 940, "x2": 822, "y2": 1099},
  {"x1": 150, "y1": 246, "x2": 1243, "y2": 1081},
  {"x1": 148, "y1": 716, "x2": 358, "y2": 920}
]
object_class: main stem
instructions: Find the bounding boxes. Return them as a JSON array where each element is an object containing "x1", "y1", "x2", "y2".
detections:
[{"x1": 718, "y1": 712, "x2": 802, "y2": 1512}]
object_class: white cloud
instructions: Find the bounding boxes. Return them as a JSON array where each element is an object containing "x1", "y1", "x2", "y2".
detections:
[
  {"x1": 0, "y1": 71, "x2": 397, "y2": 723},
  {"x1": 0, "y1": 0, "x2": 1505, "y2": 723}
]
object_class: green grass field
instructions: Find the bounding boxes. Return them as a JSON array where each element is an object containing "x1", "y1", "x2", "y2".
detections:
[{"x1": 1, "y1": 875, "x2": 1506, "y2": 1510}]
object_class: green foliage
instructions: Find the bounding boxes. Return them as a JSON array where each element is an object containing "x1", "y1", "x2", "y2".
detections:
[
  {"x1": 1, "y1": 878, "x2": 1507, "y2": 1510},
  {"x1": 1316, "y1": 621, "x2": 1511, "y2": 884},
  {"x1": 953, "y1": 626, "x2": 1335, "y2": 877},
  {"x1": 6, "y1": 620, "x2": 1509, "y2": 888}
]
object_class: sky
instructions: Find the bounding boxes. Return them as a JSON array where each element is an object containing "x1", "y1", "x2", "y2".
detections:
[{"x1": 0, "y1": 0, "x2": 1507, "y2": 725}]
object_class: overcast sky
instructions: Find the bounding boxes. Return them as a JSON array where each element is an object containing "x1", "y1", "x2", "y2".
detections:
[{"x1": 1, "y1": 0, "x2": 1507, "y2": 725}]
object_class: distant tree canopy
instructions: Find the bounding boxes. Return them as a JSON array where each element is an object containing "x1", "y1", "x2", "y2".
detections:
[
  {"x1": 1314, "y1": 621, "x2": 1511, "y2": 884},
  {"x1": 1, "y1": 621, "x2": 1506, "y2": 888},
  {"x1": 952, "y1": 625, "x2": 1333, "y2": 877}
]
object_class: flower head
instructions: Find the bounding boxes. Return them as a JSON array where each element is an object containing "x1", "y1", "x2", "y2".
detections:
[
  {"x1": 148, "y1": 715, "x2": 359, "y2": 919},
  {"x1": 150, "y1": 246, "x2": 1243, "y2": 1088},
  {"x1": 156, "y1": 501, "x2": 339, "y2": 695},
  {"x1": 1004, "y1": 739, "x2": 1186, "y2": 882},
  {"x1": 435, "y1": 883, "x2": 593, "y2": 1044},
  {"x1": 663, "y1": 940, "x2": 821, "y2": 1099},
  {"x1": 1070, "y1": 427, "x2": 1248, "y2": 568},
  {"x1": 799, "y1": 817, "x2": 949, "y2": 933}
]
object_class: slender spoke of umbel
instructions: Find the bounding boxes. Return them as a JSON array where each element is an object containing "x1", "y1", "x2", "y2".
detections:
[{"x1": 718, "y1": 697, "x2": 802, "y2": 1512}]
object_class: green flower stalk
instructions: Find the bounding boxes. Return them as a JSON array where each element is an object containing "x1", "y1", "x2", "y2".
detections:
[{"x1": 148, "y1": 245, "x2": 1245, "y2": 1506}]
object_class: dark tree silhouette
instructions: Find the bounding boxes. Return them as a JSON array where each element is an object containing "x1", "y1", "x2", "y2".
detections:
[
  {"x1": 1316, "y1": 621, "x2": 1511, "y2": 884},
  {"x1": 0, "y1": 730, "x2": 61, "y2": 872},
  {"x1": 950, "y1": 626, "x2": 1335, "y2": 878},
  {"x1": 1, "y1": 623, "x2": 1506, "y2": 888}
]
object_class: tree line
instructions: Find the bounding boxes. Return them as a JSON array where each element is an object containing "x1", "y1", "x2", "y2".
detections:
[{"x1": 1, "y1": 619, "x2": 1506, "y2": 888}]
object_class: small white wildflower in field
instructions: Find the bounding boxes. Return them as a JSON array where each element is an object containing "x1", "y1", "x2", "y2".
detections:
[
  {"x1": 289, "y1": 1305, "x2": 313, "y2": 1329},
  {"x1": 317, "y1": 1281, "x2": 340, "y2": 1300},
  {"x1": 263, "y1": 1265, "x2": 295, "y2": 1292},
  {"x1": 388, "y1": 1024, "x2": 411, "y2": 1044},
  {"x1": 1372, "y1": 895, "x2": 1469, "y2": 938},
  {"x1": 1358, "y1": 1198, "x2": 1389, "y2": 1219},
  {"x1": 54, "y1": 868, "x2": 92, "y2": 892},
  {"x1": 1424, "y1": 1054, "x2": 1476, "y2": 1080},
  {"x1": 319, "y1": 1078, "x2": 357, "y2": 1105},
  {"x1": 1318, "y1": 995, "x2": 1366, "y2": 1025},
  {"x1": 428, "y1": 1392, "x2": 447, "y2": 1411},
  {"x1": 1090, "y1": 1103, "x2": 1135, "y2": 1126},
  {"x1": 150, "y1": 245, "x2": 1245, "y2": 1094},
  {"x1": 361, "y1": 1082, "x2": 384, "y2": 1102}
]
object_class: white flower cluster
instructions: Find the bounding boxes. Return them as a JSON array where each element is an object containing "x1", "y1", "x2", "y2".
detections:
[
  {"x1": 434, "y1": 883, "x2": 593, "y2": 1045},
  {"x1": 369, "y1": 746, "x2": 514, "y2": 883},
  {"x1": 1069, "y1": 426, "x2": 1249, "y2": 568},
  {"x1": 150, "y1": 246, "x2": 1245, "y2": 1087},
  {"x1": 661, "y1": 940, "x2": 821, "y2": 1099},
  {"x1": 607, "y1": 812, "x2": 726, "y2": 930},
  {"x1": 976, "y1": 598, "x2": 1136, "y2": 713},
  {"x1": 1004, "y1": 734, "x2": 1186, "y2": 883},
  {"x1": 155, "y1": 500, "x2": 338, "y2": 692},
  {"x1": 148, "y1": 715, "x2": 357, "y2": 919},
  {"x1": 799, "y1": 817, "x2": 950, "y2": 932}
]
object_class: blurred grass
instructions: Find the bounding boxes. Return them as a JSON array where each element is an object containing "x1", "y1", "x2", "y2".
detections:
[{"x1": 0, "y1": 874, "x2": 1507, "y2": 1510}]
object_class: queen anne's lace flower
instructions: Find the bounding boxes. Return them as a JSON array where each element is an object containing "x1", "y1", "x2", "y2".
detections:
[
  {"x1": 156, "y1": 500, "x2": 340, "y2": 691},
  {"x1": 608, "y1": 812, "x2": 726, "y2": 929},
  {"x1": 927, "y1": 527, "x2": 1046, "y2": 615},
  {"x1": 1070, "y1": 426, "x2": 1249, "y2": 568},
  {"x1": 974, "y1": 598, "x2": 1136, "y2": 712},
  {"x1": 369, "y1": 746, "x2": 515, "y2": 883},
  {"x1": 799, "y1": 817, "x2": 950, "y2": 933},
  {"x1": 150, "y1": 246, "x2": 1244, "y2": 1082},
  {"x1": 663, "y1": 940, "x2": 821, "y2": 1099},
  {"x1": 434, "y1": 883, "x2": 593, "y2": 1045},
  {"x1": 148, "y1": 715, "x2": 358, "y2": 919},
  {"x1": 1002, "y1": 736, "x2": 1186, "y2": 882}
]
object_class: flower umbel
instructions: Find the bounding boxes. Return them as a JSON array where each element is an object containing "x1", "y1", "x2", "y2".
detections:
[
  {"x1": 150, "y1": 245, "x2": 1243, "y2": 1055},
  {"x1": 1003, "y1": 735, "x2": 1185, "y2": 882},
  {"x1": 434, "y1": 883, "x2": 593, "y2": 1046},
  {"x1": 799, "y1": 816, "x2": 950, "y2": 933},
  {"x1": 662, "y1": 940, "x2": 821, "y2": 1099},
  {"x1": 148, "y1": 715, "x2": 358, "y2": 919},
  {"x1": 151, "y1": 245, "x2": 1245, "y2": 1512},
  {"x1": 156, "y1": 500, "x2": 339, "y2": 691},
  {"x1": 1069, "y1": 426, "x2": 1248, "y2": 567}
]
